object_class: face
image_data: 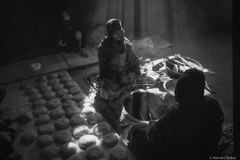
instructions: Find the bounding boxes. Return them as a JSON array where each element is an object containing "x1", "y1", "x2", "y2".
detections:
[
  {"x1": 62, "y1": 11, "x2": 70, "y2": 21},
  {"x1": 112, "y1": 30, "x2": 122, "y2": 41}
]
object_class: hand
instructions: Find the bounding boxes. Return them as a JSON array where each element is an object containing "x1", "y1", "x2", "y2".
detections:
[
  {"x1": 58, "y1": 40, "x2": 66, "y2": 46},
  {"x1": 75, "y1": 31, "x2": 82, "y2": 40}
]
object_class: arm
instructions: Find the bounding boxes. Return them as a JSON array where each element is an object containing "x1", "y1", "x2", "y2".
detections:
[{"x1": 125, "y1": 43, "x2": 141, "y2": 75}]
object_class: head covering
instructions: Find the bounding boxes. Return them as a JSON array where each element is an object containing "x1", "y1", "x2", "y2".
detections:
[
  {"x1": 106, "y1": 19, "x2": 123, "y2": 36},
  {"x1": 175, "y1": 68, "x2": 205, "y2": 105}
]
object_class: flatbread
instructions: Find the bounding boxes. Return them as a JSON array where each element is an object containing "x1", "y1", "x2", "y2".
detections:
[
  {"x1": 101, "y1": 133, "x2": 118, "y2": 148},
  {"x1": 60, "y1": 142, "x2": 78, "y2": 157},
  {"x1": 20, "y1": 129, "x2": 38, "y2": 145},
  {"x1": 60, "y1": 76, "x2": 73, "y2": 83},
  {"x1": 32, "y1": 99, "x2": 46, "y2": 108},
  {"x1": 72, "y1": 93, "x2": 86, "y2": 102},
  {"x1": 69, "y1": 87, "x2": 82, "y2": 95},
  {"x1": 52, "y1": 83, "x2": 64, "y2": 91},
  {"x1": 62, "y1": 94, "x2": 73, "y2": 102},
  {"x1": 54, "y1": 129, "x2": 72, "y2": 144},
  {"x1": 36, "y1": 81, "x2": 48, "y2": 89},
  {"x1": 38, "y1": 123, "x2": 55, "y2": 135},
  {"x1": 78, "y1": 134, "x2": 97, "y2": 150},
  {"x1": 46, "y1": 98, "x2": 61, "y2": 109},
  {"x1": 87, "y1": 113, "x2": 103, "y2": 125},
  {"x1": 85, "y1": 145, "x2": 104, "y2": 160},
  {"x1": 70, "y1": 114, "x2": 85, "y2": 126},
  {"x1": 108, "y1": 146, "x2": 128, "y2": 160},
  {"x1": 42, "y1": 91, "x2": 56, "y2": 100},
  {"x1": 65, "y1": 107, "x2": 81, "y2": 118},
  {"x1": 72, "y1": 125, "x2": 89, "y2": 139},
  {"x1": 39, "y1": 85, "x2": 52, "y2": 93},
  {"x1": 49, "y1": 108, "x2": 64, "y2": 120},
  {"x1": 17, "y1": 111, "x2": 33, "y2": 124},
  {"x1": 62, "y1": 100, "x2": 76, "y2": 109},
  {"x1": 38, "y1": 134, "x2": 54, "y2": 147},
  {"x1": 47, "y1": 73, "x2": 59, "y2": 79},
  {"x1": 54, "y1": 117, "x2": 70, "y2": 130},
  {"x1": 29, "y1": 93, "x2": 42, "y2": 102},
  {"x1": 33, "y1": 106, "x2": 48, "y2": 117},
  {"x1": 65, "y1": 81, "x2": 78, "y2": 89},
  {"x1": 56, "y1": 88, "x2": 68, "y2": 97},
  {"x1": 94, "y1": 122, "x2": 111, "y2": 136},
  {"x1": 58, "y1": 71, "x2": 70, "y2": 78},
  {"x1": 40, "y1": 145, "x2": 60, "y2": 159},
  {"x1": 35, "y1": 114, "x2": 51, "y2": 125},
  {"x1": 48, "y1": 78, "x2": 60, "y2": 85}
]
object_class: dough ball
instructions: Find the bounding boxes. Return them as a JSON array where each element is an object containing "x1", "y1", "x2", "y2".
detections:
[
  {"x1": 65, "y1": 107, "x2": 81, "y2": 118},
  {"x1": 62, "y1": 100, "x2": 76, "y2": 109},
  {"x1": 109, "y1": 146, "x2": 128, "y2": 160},
  {"x1": 72, "y1": 93, "x2": 86, "y2": 102},
  {"x1": 46, "y1": 98, "x2": 61, "y2": 109},
  {"x1": 36, "y1": 76, "x2": 47, "y2": 82},
  {"x1": 25, "y1": 88, "x2": 38, "y2": 95},
  {"x1": 85, "y1": 145, "x2": 104, "y2": 160},
  {"x1": 35, "y1": 114, "x2": 51, "y2": 125},
  {"x1": 78, "y1": 134, "x2": 97, "y2": 150},
  {"x1": 72, "y1": 125, "x2": 89, "y2": 139},
  {"x1": 60, "y1": 76, "x2": 73, "y2": 84},
  {"x1": 54, "y1": 129, "x2": 72, "y2": 144},
  {"x1": 17, "y1": 111, "x2": 33, "y2": 124},
  {"x1": 58, "y1": 71, "x2": 70, "y2": 78},
  {"x1": 42, "y1": 91, "x2": 56, "y2": 100},
  {"x1": 32, "y1": 99, "x2": 46, "y2": 108},
  {"x1": 29, "y1": 93, "x2": 42, "y2": 102},
  {"x1": 101, "y1": 133, "x2": 118, "y2": 148},
  {"x1": 38, "y1": 134, "x2": 54, "y2": 147},
  {"x1": 60, "y1": 142, "x2": 78, "y2": 157},
  {"x1": 20, "y1": 129, "x2": 38, "y2": 145},
  {"x1": 65, "y1": 81, "x2": 78, "y2": 88},
  {"x1": 67, "y1": 153, "x2": 85, "y2": 160},
  {"x1": 33, "y1": 106, "x2": 48, "y2": 117},
  {"x1": 62, "y1": 94, "x2": 73, "y2": 102},
  {"x1": 87, "y1": 113, "x2": 103, "y2": 125},
  {"x1": 94, "y1": 122, "x2": 111, "y2": 136},
  {"x1": 81, "y1": 107, "x2": 96, "y2": 116},
  {"x1": 50, "y1": 108, "x2": 64, "y2": 120},
  {"x1": 52, "y1": 83, "x2": 64, "y2": 91},
  {"x1": 56, "y1": 88, "x2": 68, "y2": 97},
  {"x1": 40, "y1": 145, "x2": 60, "y2": 159},
  {"x1": 70, "y1": 114, "x2": 85, "y2": 126},
  {"x1": 69, "y1": 87, "x2": 82, "y2": 95},
  {"x1": 54, "y1": 117, "x2": 70, "y2": 130},
  {"x1": 38, "y1": 123, "x2": 55, "y2": 135},
  {"x1": 48, "y1": 78, "x2": 60, "y2": 85},
  {"x1": 47, "y1": 73, "x2": 59, "y2": 79}
]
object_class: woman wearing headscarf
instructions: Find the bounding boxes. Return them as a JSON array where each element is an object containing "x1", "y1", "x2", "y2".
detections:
[{"x1": 127, "y1": 68, "x2": 224, "y2": 160}]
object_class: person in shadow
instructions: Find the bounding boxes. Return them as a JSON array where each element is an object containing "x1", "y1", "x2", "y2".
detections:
[{"x1": 127, "y1": 68, "x2": 224, "y2": 160}]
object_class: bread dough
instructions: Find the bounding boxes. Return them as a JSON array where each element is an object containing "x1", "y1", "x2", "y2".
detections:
[
  {"x1": 85, "y1": 145, "x2": 104, "y2": 160},
  {"x1": 50, "y1": 108, "x2": 64, "y2": 120},
  {"x1": 70, "y1": 114, "x2": 85, "y2": 126},
  {"x1": 60, "y1": 142, "x2": 78, "y2": 157},
  {"x1": 67, "y1": 153, "x2": 85, "y2": 160},
  {"x1": 52, "y1": 83, "x2": 64, "y2": 91},
  {"x1": 81, "y1": 107, "x2": 96, "y2": 115},
  {"x1": 17, "y1": 111, "x2": 33, "y2": 124},
  {"x1": 40, "y1": 145, "x2": 60, "y2": 159},
  {"x1": 42, "y1": 91, "x2": 55, "y2": 100},
  {"x1": 94, "y1": 122, "x2": 111, "y2": 136},
  {"x1": 56, "y1": 88, "x2": 69, "y2": 97},
  {"x1": 62, "y1": 94, "x2": 73, "y2": 102},
  {"x1": 47, "y1": 73, "x2": 59, "y2": 79},
  {"x1": 65, "y1": 107, "x2": 81, "y2": 118},
  {"x1": 25, "y1": 88, "x2": 38, "y2": 95},
  {"x1": 20, "y1": 129, "x2": 38, "y2": 145},
  {"x1": 72, "y1": 93, "x2": 86, "y2": 102},
  {"x1": 38, "y1": 123, "x2": 55, "y2": 135},
  {"x1": 32, "y1": 99, "x2": 46, "y2": 108},
  {"x1": 101, "y1": 133, "x2": 118, "y2": 148},
  {"x1": 69, "y1": 87, "x2": 82, "y2": 95},
  {"x1": 29, "y1": 93, "x2": 42, "y2": 102},
  {"x1": 60, "y1": 76, "x2": 73, "y2": 83},
  {"x1": 33, "y1": 106, "x2": 48, "y2": 117},
  {"x1": 87, "y1": 113, "x2": 103, "y2": 125},
  {"x1": 58, "y1": 71, "x2": 70, "y2": 78},
  {"x1": 65, "y1": 81, "x2": 78, "y2": 88},
  {"x1": 72, "y1": 125, "x2": 89, "y2": 139},
  {"x1": 35, "y1": 114, "x2": 51, "y2": 125},
  {"x1": 78, "y1": 134, "x2": 97, "y2": 150},
  {"x1": 54, "y1": 129, "x2": 72, "y2": 144},
  {"x1": 109, "y1": 146, "x2": 128, "y2": 160},
  {"x1": 38, "y1": 134, "x2": 54, "y2": 147},
  {"x1": 54, "y1": 117, "x2": 70, "y2": 130},
  {"x1": 46, "y1": 98, "x2": 61, "y2": 109},
  {"x1": 62, "y1": 100, "x2": 76, "y2": 109},
  {"x1": 48, "y1": 78, "x2": 60, "y2": 85}
]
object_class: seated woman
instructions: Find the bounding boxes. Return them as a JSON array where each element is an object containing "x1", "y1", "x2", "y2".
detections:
[{"x1": 127, "y1": 68, "x2": 224, "y2": 160}]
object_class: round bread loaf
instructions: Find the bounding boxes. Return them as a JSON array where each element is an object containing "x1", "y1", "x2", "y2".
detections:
[
  {"x1": 20, "y1": 129, "x2": 38, "y2": 145},
  {"x1": 62, "y1": 100, "x2": 76, "y2": 109},
  {"x1": 54, "y1": 117, "x2": 70, "y2": 130},
  {"x1": 32, "y1": 99, "x2": 46, "y2": 108},
  {"x1": 109, "y1": 146, "x2": 128, "y2": 160},
  {"x1": 69, "y1": 87, "x2": 81, "y2": 95},
  {"x1": 47, "y1": 73, "x2": 59, "y2": 79},
  {"x1": 101, "y1": 133, "x2": 118, "y2": 148},
  {"x1": 58, "y1": 71, "x2": 69, "y2": 78},
  {"x1": 65, "y1": 81, "x2": 78, "y2": 88},
  {"x1": 67, "y1": 153, "x2": 85, "y2": 160},
  {"x1": 62, "y1": 94, "x2": 73, "y2": 102},
  {"x1": 42, "y1": 91, "x2": 55, "y2": 100},
  {"x1": 78, "y1": 134, "x2": 97, "y2": 150},
  {"x1": 72, "y1": 125, "x2": 89, "y2": 139},
  {"x1": 29, "y1": 93, "x2": 42, "y2": 102},
  {"x1": 50, "y1": 108, "x2": 64, "y2": 120},
  {"x1": 38, "y1": 123, "x2": 55, "y2": 135},
  {"x1": 94, "y1": 122, "x2": 111, "y2": 136},
  {"x1": 54, "y1": 129, "x2": 72, "y2": 144},
  {"x1": 25, "y1": 88, "x2": 38, "y2": 95},
  {"x1": 60, "y1": 142, "x2": 78, "y2": 157},
  {"x1": 48, "y1": 78, "x2": 60, "y2": 85},
  {"x1": 52, "y1": 83, "x2": 64, "y2": 91},
  {"x1": 46, "y1": 98, "x2": 61, "y2": 109},
  {"x1": 87, "y1": 113, "x2": 103, "y2": 125},
  {"x1": 56, "y1": 88, "x2": 68, "y2": 97},
  {"x1": 81, "y1": 107, "x2": 96, "y2": 115},
  {"x1": 36, "y1": 114, "x2": 51, "y2": 125},
  {"x1": 60, "y1": 76, "x2": 72, "y2": 83},
  {"x1": 40, "y1": 145, "x2": 60, "y2": 159},
  {"x1": 36, "y1": 76, "x2": 47, "y2": 82},
  {"x1": 38, "y1": 134, "x2": 54, "y2": 147},
  {"x1": 33, "y1": 106, "x2": 48, "y2": 117},
  {"x1": 72, "y1": 93, "x2": 85, "y2": 102},
  {"x1": 85, "y1": 145, "x2": 104, "y2": 160},
  {"x1": 70, "y1": 114, "x2": 85, "y2": 126},
  {"x1": 17, "y1": 111, "x2": 33, "y2": 124},
  {"x1": 65, "y1": 107, "x2": 81, "y2": 118}
]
